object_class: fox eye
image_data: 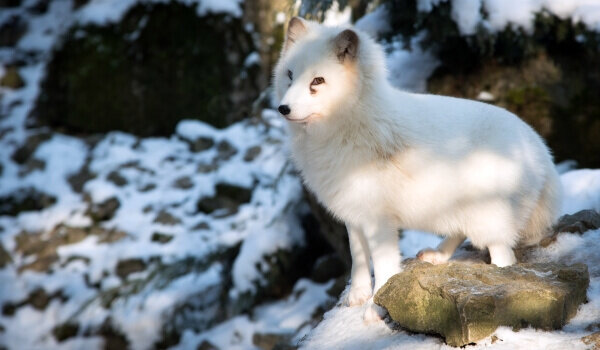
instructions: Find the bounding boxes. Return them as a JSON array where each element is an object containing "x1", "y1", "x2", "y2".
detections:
[
  {"x1": 311, "y1": 77, "x2": 325, "y2": 85},
  {"x1": 287, "y1": 70, "x2": 293, "y2": 80}
]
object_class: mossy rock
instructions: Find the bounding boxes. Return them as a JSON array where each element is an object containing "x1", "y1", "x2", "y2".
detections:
[
  {"x1": 34, "y1": 2, "x2": 258, "y2": 136},
  {"x1": 375, "y1": 260, "x2": 589, "y2": 347}
]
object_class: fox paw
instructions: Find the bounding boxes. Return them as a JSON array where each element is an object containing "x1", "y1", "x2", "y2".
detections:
[
  {"x1": 346, "y1": 285, "x2": 372, "y2": 307},
  {"x1": 363, "y1": 301, "x2": 385, "y2": 324},
  {"x1": 416, "y1": 248, "x2": 450, "y2": 265}
]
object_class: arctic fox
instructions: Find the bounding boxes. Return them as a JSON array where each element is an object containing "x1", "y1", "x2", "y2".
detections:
[{"x1": 274, "y1": 17, "x2": 561, "y2": 321}]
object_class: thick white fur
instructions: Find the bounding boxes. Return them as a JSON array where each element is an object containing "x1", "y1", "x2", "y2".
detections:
[{"x1": 274, "y1": 18, "x2": 561, "y2": 321}]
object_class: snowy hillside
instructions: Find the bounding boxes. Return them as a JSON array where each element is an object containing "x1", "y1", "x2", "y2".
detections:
[{"x1": 1, "y1": 0, "x2": 599, "y2": 349}]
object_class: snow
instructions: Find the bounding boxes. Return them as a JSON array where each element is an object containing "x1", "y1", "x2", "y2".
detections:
[
  {"x1": 560, "y1": 169, "x2": 600, "y2": 214},
  {"x1": 417, "y1": 0, "x2": 600, "y2": 34},
  {"x1": 75, "y1": 0, "x2": 242, "y2": 26},
  {"x1": 356, "y1": 4, "x2": 392, "y2": 38},
  {"x1": 173, "y1": 279, "x2": 334, "y2": 350},
  {"x1": 385, "y1": 36, "x2": 440, "y2": 93},
  {"x1": 323, "y1": 0, "x2": 352, "y2": 26}
]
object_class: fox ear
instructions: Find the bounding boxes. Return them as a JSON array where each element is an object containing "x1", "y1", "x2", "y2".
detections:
[
  {"x1": 284, "y1": 17, "x2": 308, "y2": 51},
  {"x1": 334, "y1": 29, "x2": 359, "y2": 63}
]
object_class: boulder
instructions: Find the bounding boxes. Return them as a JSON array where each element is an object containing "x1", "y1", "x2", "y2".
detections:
[
  {"x1": 34, "y1": 2, "x2": 259, "y2": 136},
  {"x1": 375, "y1": 260, "x2": 589, "y2": 347},
  {"x1": 197, "y1": 183, "x2": 252, "y2": 217},
  {"x1": 0, "y1": 65, "x2": 25, "y2": 88}
]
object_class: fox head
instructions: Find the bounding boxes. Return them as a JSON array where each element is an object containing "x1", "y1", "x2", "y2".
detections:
[{"x1": 274, "y1": 17, "x2": 378, "y2": 125}]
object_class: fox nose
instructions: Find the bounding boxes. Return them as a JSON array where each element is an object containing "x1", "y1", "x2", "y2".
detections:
[{"x1": 278, "y1": 105, "x2": 291, "y2": 116}]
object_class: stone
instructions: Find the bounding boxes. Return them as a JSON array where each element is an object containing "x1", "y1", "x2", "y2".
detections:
[
  {"x1": 87, "y1": 196, "x2": 120, "y2": 222},
  {"x1": 187, "y1": 137, "x2": 214, "y2": 153},
  {"x1": 11, "y1": 132, "x2": 51, "y2": 164},
  {"x1": 14, "y1": 226, "x2": 88, "y2": 272},
  {"x1": 310, "y1": 254, "x2": 346, "y2": 283},
  {"x1": 197, "y1": 183, "x2": 251, "y2": 217},
  {"x1": 197, "y1": 340, "x2": 218, "y2": 350},
  {"x1": 173, "y1": 176, "x2": 194, "y2": 189},
  {"x1": 0, "y1": 65, "x2": 25, "y2": 88},
  {"x1": 374, "y1": 260, "x2": 589, "y2": 347},
  {"x1": 303, "y1": 189, "x2": 350, "y2": 268},
  {"x1": 0, "y1": 16, "x2": 27, "y2": 47},
  {"x1": 67, "y1": 164, "x2": 96, "y2": 193},
  {"x1": 106, "y1": 171, "x2": 128, "y2": 187},
  {"x1": 252, "y1": 332, "x2": 293, "y2": 350},
  {"x1": 0, "y1": 188, "x2": 56, "y2": 216},
  {"x1": 243, "y1": 146, "x2": 261, "y2": 162},
  {"x1": 52, "y1": 322, "x2": 79, "y2": 342},
  {"x1": 0, "y1": 242, "x2": 12, "y2": 268},
  {"x1": 554, "y1": 209, "x2": 600, "y2": 234},
  {"x1": 115, "y1": 258, "x2": 146, "y2": 279},
  {"x1": 153, "y1": 210, "x2": 181, "y2": 226},
  {"x1": 216, "y1": 140, "x2": 237, "y2": 161},
  {"x1": 34, "y1": 2, "x2": 258, "y2": 135},
  {"x1": 539, "y1": 209, "x2": 600, "y2": 247},
  {"x1": 151, "y1": 232, "x2": 174, "y2": 244},
  {"x1": 582, "y1": 331, "x2": 600, "y2": 350}
]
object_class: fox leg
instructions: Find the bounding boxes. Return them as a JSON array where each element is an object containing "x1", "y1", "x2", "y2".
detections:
[
  {"x1": 417, "y1": 235, "x2": 465, "y2": 264},
  {"x1": 362, "y1": 222, "x2": 402, "y2": 323},
  {"x1": 345, "y1": 223, "x2": 373, "y2": 306}
]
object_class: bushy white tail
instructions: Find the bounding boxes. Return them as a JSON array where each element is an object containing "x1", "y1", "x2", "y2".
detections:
[{"x1": 519, "y1": 170, "x2": 562, "y2": 246}]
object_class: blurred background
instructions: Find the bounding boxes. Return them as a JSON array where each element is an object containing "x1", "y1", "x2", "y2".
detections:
[{"x1": 0, "y1": 0, "x2": 599, "y2": 349}]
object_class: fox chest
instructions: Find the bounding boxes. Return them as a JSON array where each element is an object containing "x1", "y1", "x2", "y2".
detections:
[{"x1": 295, "y1": 152, "x2": 396, "y2": 222}]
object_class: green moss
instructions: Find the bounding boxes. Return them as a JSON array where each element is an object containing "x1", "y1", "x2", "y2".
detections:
[{"x1": 35, "y1": 2, "x2": 256, "y2": 136}]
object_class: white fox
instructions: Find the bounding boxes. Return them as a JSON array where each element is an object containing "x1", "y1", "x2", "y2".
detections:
[{"x1": 274, "y1": 17, "x2": 561, "y2": 321}]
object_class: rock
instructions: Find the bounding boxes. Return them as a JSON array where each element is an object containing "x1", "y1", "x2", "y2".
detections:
[
  {"x1": 115, "y1": 258, "x2": 146, "y2": 279},
  {"x1": 87, "y1": 196, "x2": 120, "y2": 222},
  {"x1": 2, "y1": 288, "x2": 65, "y2": 316},
  {"x1": 0, "y1": 242, "x2": 12, "y2": 268},
  {"x1": 582, "y1": 331, "x2": 600, "y2": 350},
  {"x1": 243, "y1": 146, "x2": 261, "y2": 162},
  {"x1": 0, "y1": 188, "x2": 57, "y2": 217},
  {"x1": 554, "y1": 209, "x2": 600, "y2": 234},
  {"x1": 173, "y1": 176, "x2": 194, "y2": 189},
  {"x1": 375, "y1": 260, "x2": 589, "y2": 347},
  {"x1": 106, "y1": 171, "x2": 128, "y2": 187},
  {"x1": 216, "y1": 140, "x2": 237, "y2": 161},
  {"x1": 67, "y1": 164, "x2": 96, "y2": 193},
  {"x1": 0, "y1": 187, "x2": 56, "y2": 216},
  {"x1": 0, "y1": 16, "x2": 27, "y2": 47},
  {"x1": 252, "y1": 332, "x2": 293, "y2": 350},
  {"x1": 52, "y1": 322, "x2": 79, "y2": 342},
  {"x1": 0, "y1": 65, "x2": 25, "y2": 88},
  {"x1": 151, "y1": 232, "x2": 174, "y2": 244},
  {"x1": 18, "y1": 158, "x2": 45, "y2": 176},
  {"x1": 15, "y1": 226, "x2": 88, "y2": 272},
  {"x1": 11, "y1": 132, "x2": 51, "y2": 164},
  {"x1": 186, "y1": 136, "x2": 214, "y2": 153},
  {"x1": 303, "y1": 189, "x2": 350, "y2": 268},
  {"x1": 538, "y1": 210, "x2": 600, "y2": 247},
  {"x1": 197, "y1": 340, "x2": 219, "y2": 350},
  {"x1": 197, "y1": 162, "x2": 218, "y2": 173},
  {"x1": 97, "y1": 318, "x2": 130, "y2": 350},
  {"x1": 34, "y1": 2, "x2": 259, "y2": 135},
  {"x1": 197, "y1": 183, "x2": 252, "y2": 217},
  {"x1": 310, "y1": 254, "x2": 346, "y2": 283},
  {"x1": 153, "y1": 210, "x2": 181, "y2": 226}
]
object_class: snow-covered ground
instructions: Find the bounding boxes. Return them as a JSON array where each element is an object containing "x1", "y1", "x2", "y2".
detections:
[{"x1": 1, "y1": 0, "x2": 599, "y2": 349}]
